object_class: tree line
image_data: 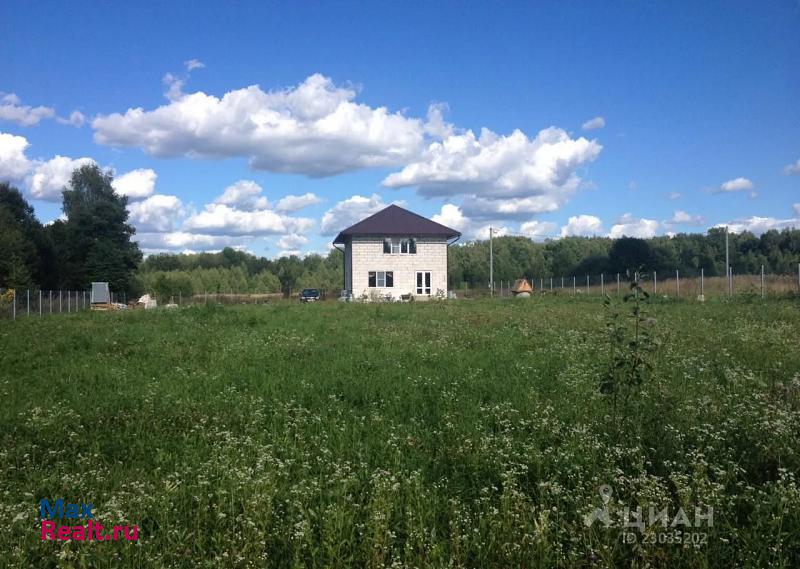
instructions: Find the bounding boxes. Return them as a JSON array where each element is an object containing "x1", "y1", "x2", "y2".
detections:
[
  {"x1": 137, "y1": 250, "x2": 343, "y2": 300},
  {"x1": 1, "y1": 165, "x2": 141, "y2": 293},
  {"x1": 448, "y1": 230, "x2": 800, "y2": 288},
  {"x1": 2, "y1": 165, "x2": 799, "y2": 297}
]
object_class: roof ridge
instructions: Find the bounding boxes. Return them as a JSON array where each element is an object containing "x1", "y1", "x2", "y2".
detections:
[{"x1": 332, "y1": 204, "x2": 460, "y2": 244}]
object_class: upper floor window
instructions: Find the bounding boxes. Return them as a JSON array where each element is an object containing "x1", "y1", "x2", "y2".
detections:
[{"x1": 383, "y1": 238, "x2": 417, "y2": 254}]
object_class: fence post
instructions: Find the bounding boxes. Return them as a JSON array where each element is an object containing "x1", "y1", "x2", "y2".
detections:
[
  {"x1": 676, "y1": 269, "x2": 680, "y2": 298},
  {"x1": 700, "y1": 268, "x2": 704, "y2": 298},
  {"x1": 49, "y1": 291, "x2": 52, "y2": 314},
  {"x1": 561, "y1": 276, "x2": 564, "y2": 289},
  {"x1": 39, "y1": 290, "x2": 42, "y2": 317},
  {"x1": 59, "y1": 290, "x2": 62, "y2": 313},
  {"x1": 616, "y1": 273, "x2": 620, "y2": 295},
  {"x1": 550, "y1": 277, "x2": 553, "y2": 292},
  {"x1": 179, "y1": 290, "x2": 182, "y2": 306},
  {"x1": 573, "y1": 276, "x2": 576, "y2": 295},
  {"x1": 540, "y1": 278, "x2": 543, "y2": 291},
  {"x1": 600, "y1": 273, "x2": 604, "y2": 295},
  {"x1": 586, "y1": 275, "x2": 589, "y2": 295},
  {"x1": 653, "y1": 271, "x2": 657, "y2": 295}
]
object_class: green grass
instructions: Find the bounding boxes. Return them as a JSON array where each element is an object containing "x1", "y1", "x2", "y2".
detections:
[{"x1": 1, "y1": 297, "x2": 799, "y2": 568}]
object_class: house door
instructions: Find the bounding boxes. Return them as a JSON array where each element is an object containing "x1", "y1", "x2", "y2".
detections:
[{"x1": 416, "y1": 271, "x2": 431, "y2": 295}]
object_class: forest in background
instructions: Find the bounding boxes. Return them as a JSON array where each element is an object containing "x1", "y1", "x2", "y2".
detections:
[
  {"x1": 2, "y1": 167, "x2": 800, "y2": 299},
  {"x1": 136, "y1": 227, "x2": 800, "y2": 299}
]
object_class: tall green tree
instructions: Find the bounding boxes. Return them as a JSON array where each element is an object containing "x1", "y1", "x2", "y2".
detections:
[
  {"x1": 608, "y1": 237, "x2": 654, "y2": 275},
  {"x1": 0, "y1": 183, "x2": 43, "y2": 288},
  {"x1": 50, "y1": 164, "x2": 142, "y2": 292}
]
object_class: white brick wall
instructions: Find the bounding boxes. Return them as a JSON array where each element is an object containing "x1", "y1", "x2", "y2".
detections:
[{"x1": 345, "y1": 237, "x2": 449, "y2": 300}]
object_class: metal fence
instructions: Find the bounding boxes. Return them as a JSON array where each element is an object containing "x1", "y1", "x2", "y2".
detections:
[
  {"x1": 2, "y1": 266, "x2": 799, "y2": 319},
  {"x1": 0, "y1": 289, "x2": 128, "y2": 320},
  {"x1": 460, "y1": 266, "x2": 800, "y2": 300}
]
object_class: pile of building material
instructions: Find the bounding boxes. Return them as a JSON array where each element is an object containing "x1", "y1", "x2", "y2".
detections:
[
  {"x1": 511, "y1": 278, "x2": 533, "y2": 298},
  {"x1": 137, "y1": 294, "x2": 158, "y2": 309}
]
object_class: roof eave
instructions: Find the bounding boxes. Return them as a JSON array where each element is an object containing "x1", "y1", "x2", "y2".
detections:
[{"x1": 337, "y1": 231, "x2": 460, "y2": 240}]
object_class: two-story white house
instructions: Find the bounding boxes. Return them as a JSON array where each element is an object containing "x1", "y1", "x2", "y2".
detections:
[{"x1": 333, "y1": 205, "x2": 461, "y2": 300}]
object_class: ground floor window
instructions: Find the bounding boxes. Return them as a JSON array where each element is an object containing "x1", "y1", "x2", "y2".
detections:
[
  {"x1": 416, "y1": 271, "x2": 431, "y2": 295},
  {"x1": 368, "y1": 271, "x2": 393, "y2": 287}
]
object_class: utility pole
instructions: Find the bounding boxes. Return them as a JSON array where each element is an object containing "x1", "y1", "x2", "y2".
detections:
[{"x1": 489, "y1": 227, "x2": 494, "y2": 297}]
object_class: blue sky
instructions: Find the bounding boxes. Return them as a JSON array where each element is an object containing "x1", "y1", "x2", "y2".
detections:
[{"x1": 1, "y1": 1, "x2": 798, "y2": 256}]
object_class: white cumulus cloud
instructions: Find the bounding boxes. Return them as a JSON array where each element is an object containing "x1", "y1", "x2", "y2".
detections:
[
  {"x1": 715, "y1": 216, "x2": 799, "y2": 235},
  {"x1": 1, "y1": 131, "x2": 160, "y2": 203},
  {"x1": 277, "y1": 233, "x2": 309, "y2": 250},
  {"x1": 56, "y1": 110, "x2": 86, "y2": 128},
  {"x1": 431, "y1": 204, "x2": 471, "y2": 234},
  {"x1": 383, "y1": 126, "x2": 601, "y2": 219},
  {"x1": 581, "y1": 116, "x2": 605, "y2": 130},
  {"x1": 667, "y1": 210, "x2": 704, "y2": 226},
  {"x1": 215, "y1": 180, "x2": 270, "y2": 210},
  {"x1": 27, "y1": 155, "x2": 95, "y2": 200},
  {"x1": 608, "y1": 214, "x2": 660, "y2": 238},
  {"x1": 784, "y1": 159, "x2": 800, "y2": 175},
  {"x1": 0, "y1": 93, "x2": 55, "y2": 126},
  {"x1": 0, "y1": 132, "x2": 32, "y2": 181},
  {"x1": 461, "y1": 194, "x2": 565, "y2": 220},
  {"x1": 430, "y1": 204, "x2": 519, "y2": 240},
  {"x1": 717, "y1": 177, "x2": 754, "y2": 193},
  {"x1": 383, "y1": 126, "x2": 601, "y2": 199},
  {"x1": 184, "y1": 203, "x2": 313, "y2": 236},
  {"x1": 320, "y1": 193, "x2": 394, "y2": 235},
  {"x1": 112, "y1": 168, "x2": 157, "y2": 200},
  {"x1": 184, "y1": 59, "x2": 205, "y2": 71},
  {"x1": 136, "y1": 231, "x2": 243, "y2": 253},
  {"x1": 473, "y1": 225, "x2": 510, "y2": 240},
  {"x1": 520, "y1": 220, "x2": 557, "y2": 239},
  {"x1": 128, "y1": 194, "x2": 184, "y2": 232},
  {"x1": 275, "y1": 192, "x2": 322, "y2": 212},
  {"x1": 560, "y1": 214, "x2": 604, "y2": 237},
  {"x1": 92, "y1": 73, "x2": 427, "y2": 177}
]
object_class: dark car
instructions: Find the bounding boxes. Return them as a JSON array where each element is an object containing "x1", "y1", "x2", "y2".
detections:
[{"x1": 299, "y1": 288, "x2": 321, "y2": 302}]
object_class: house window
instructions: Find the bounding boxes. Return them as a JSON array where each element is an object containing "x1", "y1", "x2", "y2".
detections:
[
  {"x1": 368, "y1": 271, "x2": 394, "y2": 287},
  {"x1": 416, "y1": 271, "x2": 431, "y2": 295},
  {"x1": 383, "y1": 238, "x2": 417, "y2": 255}
]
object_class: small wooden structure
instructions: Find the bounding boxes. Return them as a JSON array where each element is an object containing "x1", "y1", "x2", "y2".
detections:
[
  {"x1": 511, "y1": 278, "x2": 533, "y2": 297},
  {"x1": 90, "y1": 282, "x2": 114, "y2": 310}
]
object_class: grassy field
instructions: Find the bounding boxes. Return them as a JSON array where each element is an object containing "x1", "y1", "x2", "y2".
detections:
[{"x1": 1, "y1": 296, "x2": 799, "y2": 568}]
